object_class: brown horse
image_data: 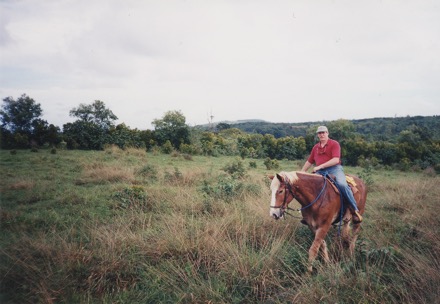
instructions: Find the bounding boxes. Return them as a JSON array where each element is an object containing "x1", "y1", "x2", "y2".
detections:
[{"x1": 269, "y1": 171, "x2": 367, "y2": 272}]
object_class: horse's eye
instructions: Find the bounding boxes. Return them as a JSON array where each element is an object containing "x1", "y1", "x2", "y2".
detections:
[{"x1": 278, "y1": 190, "x2": 283, "y2": 194}]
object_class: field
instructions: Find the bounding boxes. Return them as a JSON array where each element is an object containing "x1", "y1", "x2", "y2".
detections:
[{"x1": 1, "y1": 147, "x2": 439, "y2": 303}]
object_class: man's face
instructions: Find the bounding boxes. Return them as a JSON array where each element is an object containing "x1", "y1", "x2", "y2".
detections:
[{"x1": 317, "y1": 131, "x2": 328, "y2": 140}]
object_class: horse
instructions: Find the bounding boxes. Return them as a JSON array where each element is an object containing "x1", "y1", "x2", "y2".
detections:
[{"x1": 269, "y1": 171, "x2": 367, "y2": 273}]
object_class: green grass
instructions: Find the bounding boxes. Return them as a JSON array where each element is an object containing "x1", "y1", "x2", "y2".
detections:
[{"x1": 1, "y1": 147, "x2": 439, "y2": 303}]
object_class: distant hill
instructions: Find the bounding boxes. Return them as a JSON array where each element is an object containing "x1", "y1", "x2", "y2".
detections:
[
  {"x1": 199, "y1": 119, "x2": 267, "y2": 126},
  {"x1": 197, "y1": 115, "x2": 440, "y2": 141}
]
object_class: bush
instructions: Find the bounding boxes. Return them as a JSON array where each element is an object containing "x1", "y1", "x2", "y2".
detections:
[
  {"x1": 179, "y1": 143, "x2": 200, "y2": 155},
  {"x1": 264, "y1": 157, "x2": 279, "y2": 170},
  {"x1": 200, "y1": 175, "x2": 243, "y2": 202},
  {"x1": 58, "y1": 141, "x2": 67, "y2": 150},
  {"x1": 161, "y1": 140, "x2": 174, "y2": 154},
  {"x1": 222, "y1": 158, "x2": 247, "y2": 179},
  {"x1": 396, "y1": 158, "x2": 411, "y2": 171},
  {"x1": 135, "y1": 164, "x2": 158, "y2": 182},
  {"x1": 358, "y1": 166, "x2": 374, "y2": 187},
  {"x1": 112, "y1": 185, "x2": 148, "y2": 209}
]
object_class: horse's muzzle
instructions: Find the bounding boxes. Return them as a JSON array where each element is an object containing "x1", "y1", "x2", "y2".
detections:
[{"x1": 271, "y1": 211, "x2": 284, "y2": 220}]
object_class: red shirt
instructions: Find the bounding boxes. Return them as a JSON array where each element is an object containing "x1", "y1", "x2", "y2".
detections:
[{"x1": 307, "y1": 139, "x2": 341, "y2": 166}]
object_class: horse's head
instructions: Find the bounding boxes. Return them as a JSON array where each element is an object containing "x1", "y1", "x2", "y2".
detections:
[{"x1": 269, "y1": 172, "x2": 298, "y2": 220}]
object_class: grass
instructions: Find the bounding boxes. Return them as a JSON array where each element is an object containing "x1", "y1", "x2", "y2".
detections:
[{"x1": 1, "y1": 147, "x2": 439, "y2": 303}]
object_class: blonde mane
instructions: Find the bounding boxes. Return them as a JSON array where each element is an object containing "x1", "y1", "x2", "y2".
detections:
[{"x1": 279, "y1": 171, "x2": 299, "y2": 183}]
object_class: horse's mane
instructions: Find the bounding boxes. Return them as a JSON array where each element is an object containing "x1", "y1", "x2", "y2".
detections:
[
  {"x1": 271, "y1": 171, "x2": 321, "y2": 191},
  {"x1": 278, "y1": 171, "x2": 318, "y2": 183}
]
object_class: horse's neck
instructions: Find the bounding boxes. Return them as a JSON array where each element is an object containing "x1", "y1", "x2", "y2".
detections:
[{"x1": 295, "y1": 173, "x2": 326, "y2": 205}]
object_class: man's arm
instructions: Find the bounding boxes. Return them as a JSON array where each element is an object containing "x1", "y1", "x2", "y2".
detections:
[{"x1": 301, "y1": 160, "x2": 313, "y2": 172}]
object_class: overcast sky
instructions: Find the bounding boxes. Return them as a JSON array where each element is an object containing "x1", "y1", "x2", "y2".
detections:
[{"x1": 1, "y1": 0, "x2": 439, "y2": 130}]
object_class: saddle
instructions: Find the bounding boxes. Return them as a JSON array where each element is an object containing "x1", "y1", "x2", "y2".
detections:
[
  {"x1": 326, "y1": 174, "x2": 358, "y2": 194},
  {"x1": 324, "y1": 174, "x2": 359, "y2": 225}
]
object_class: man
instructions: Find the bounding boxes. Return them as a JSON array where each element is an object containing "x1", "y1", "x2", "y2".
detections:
[{"x1": 301, "y1": 126, "x2": 363, "y2": 223}]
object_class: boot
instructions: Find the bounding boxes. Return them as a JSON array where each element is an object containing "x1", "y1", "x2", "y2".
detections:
[{"x1": 353, "y1": 210, "x2": 363, "y2": 223}]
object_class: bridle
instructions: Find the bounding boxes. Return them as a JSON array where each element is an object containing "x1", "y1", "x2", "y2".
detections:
[
  {"x1": 270, "y1": 175, "x2": 328, "y2": 219},
  {"x1": 270, "y1": 177, "x2": 299, "y2": 219}
]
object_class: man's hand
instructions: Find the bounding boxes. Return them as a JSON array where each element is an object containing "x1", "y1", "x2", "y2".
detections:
[{"x1": 312, "y1": 165, "x2": 322, "y2": 173}]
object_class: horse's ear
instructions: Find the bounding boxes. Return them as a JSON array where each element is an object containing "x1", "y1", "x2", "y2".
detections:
[
  {"x1": 268, "y1": 175, "x2": 274, "y2": 180},
  {"x1": 276, "y1": 173, "x2": 284, "y2": 182}
]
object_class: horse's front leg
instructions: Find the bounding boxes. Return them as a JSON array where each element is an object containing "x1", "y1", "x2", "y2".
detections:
[
  {"x1": 308, "y1": 226, "x2": 331, "y2": 273},
  {"x1": 320, "y1": 240, "x2": 330, "y2": 264}
]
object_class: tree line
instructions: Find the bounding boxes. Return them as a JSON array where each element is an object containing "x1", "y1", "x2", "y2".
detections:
[{"x1": 1, "y1": 94, "x2": 439, "y2": 173}]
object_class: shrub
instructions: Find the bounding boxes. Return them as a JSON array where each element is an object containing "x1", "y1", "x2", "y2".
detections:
[
  {"x1": 200, "y1": 175, "x2": 243, "y2": 202},
  {"x1": 150, "y1": 146, "x2": 161, "y2": 155},
  {"x1": 249, "y1": 161, "x2": 257, "y2": 168},
  {"x1": 396, "y1": 158, "x2": 411, "y2": 171},
  {"x1": 112, "y1": 185, "x2": 149, "y2": 209},
  {"x1": 161, "y1": 140, "x2": 174, "y2": 154},
  {"x1": 135, "y1": 164, "x2": 158, "y2": 182},
  {"x1": 222, "y1": 158, "x2": 247, "y2": 179},
  {"x1": 58, "y1": 141, "x2": 67, "y2": 150},
  {"x1": 179, "y1": 143, "x2": 200, "y2": 155},
  {"x1": 358, "y1": 165, "x2": 374, "y2": 187},
  {"x1": 264, "y1": 157, "x2": 279, "y2": 170}
]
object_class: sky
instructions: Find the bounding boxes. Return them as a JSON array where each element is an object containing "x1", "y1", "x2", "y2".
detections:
[{"x1": 1, "y1": 0, "x2": 439, "y2": 130}]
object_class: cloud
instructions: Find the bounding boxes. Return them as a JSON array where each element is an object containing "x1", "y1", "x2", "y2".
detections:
[{"x1": 1, "y1": 0, "x2": 439, "y2": 129}]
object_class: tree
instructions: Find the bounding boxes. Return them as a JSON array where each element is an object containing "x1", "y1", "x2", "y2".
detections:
[
  {"x1": 261, "y1": 134, "x2": 277, "y2": 159},
  {"x1": 108, "y1": 123, "x2": 144, "y2": 149},
  {"x1": 327, "y1": 119, "x2": 356, "y2": 142},
  {"x1": 31, "y1": 119, "x2": 61, "y2": 146},
  {"x1": 152, "y1": 110, "x2": 190, "y2": 149},
  {"x1": 1, "y1": 94, "x2": 42, "y2": 134},
  {"x1": 64, "y1": 100, "x2": 117, "y2": 149},
  {"x1": 216, "y1": 122, "x2": 231, "y2": 131},
  {"x1": 62, "y1": 121, "x2": 108, "y2": 150},
  {"x1": 69, "y1": 100, "x2": 117, "y2": 130},
  {"x1": 0, "y1": 94, "x2": 61, "y2": 148}
]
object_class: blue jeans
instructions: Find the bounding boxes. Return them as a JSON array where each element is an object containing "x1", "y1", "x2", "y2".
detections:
[{"x1": 317, "y1": 165, "x2": 359, "y2": 212}]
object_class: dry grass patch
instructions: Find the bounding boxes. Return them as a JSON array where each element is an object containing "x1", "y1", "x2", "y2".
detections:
[
  {"x1": 0, "y1": 229, "x2": 140, "y2": 302},
  {"x1": 7, "y1": 179, "x2": 36, "y2": 190},
  {"x1": 77, "y1": 165, "x2": 135, "y2": 184},
  {"x1": 124, "y1": 147, "x2": 146, "y2": 158},
  {"x1": 103, "y1": 144, "x2": 124, "y2": 155}
]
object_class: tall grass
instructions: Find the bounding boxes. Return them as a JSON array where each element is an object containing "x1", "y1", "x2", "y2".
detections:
[{"x1": 0, "y1": 149, "x2": 439, "y2": 303}]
